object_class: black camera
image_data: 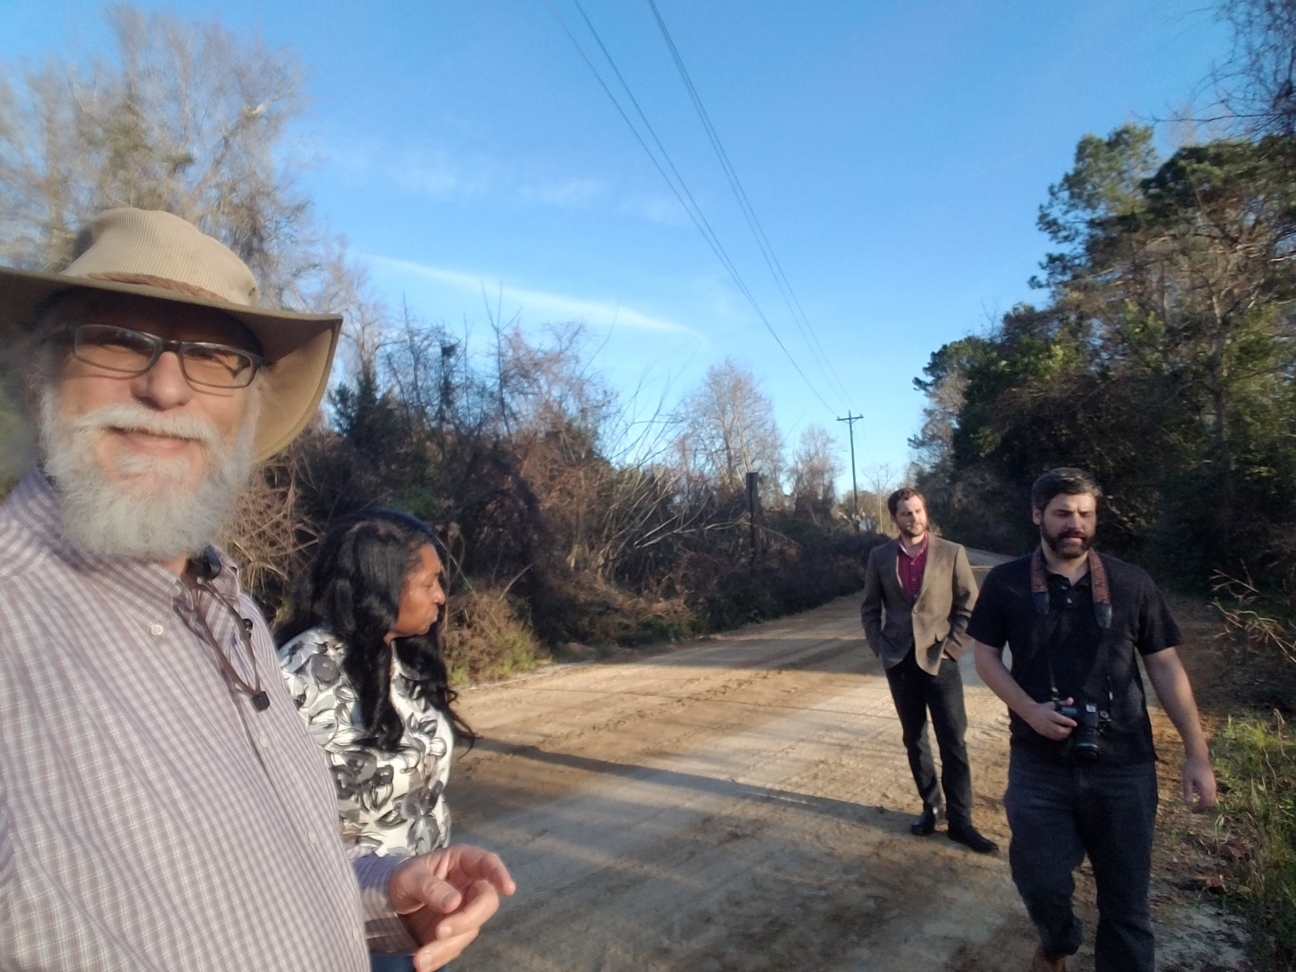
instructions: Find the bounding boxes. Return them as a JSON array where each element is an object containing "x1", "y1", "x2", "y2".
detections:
[{"x1": 1055, "y1": 700, "x2": 1110, "y2": 763}]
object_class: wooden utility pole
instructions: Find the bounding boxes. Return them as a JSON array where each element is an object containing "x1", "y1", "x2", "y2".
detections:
[
  {"x1": 837, "y1": 413, "x2": 862, "y2": 530},
  {"x1": 746, "y1": 471, "x2": 764, "y2": 563}
]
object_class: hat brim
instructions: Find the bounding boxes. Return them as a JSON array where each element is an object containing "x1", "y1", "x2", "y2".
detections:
[{"x1": 0, "y1": 266, "x2": 342, "y2": 461}]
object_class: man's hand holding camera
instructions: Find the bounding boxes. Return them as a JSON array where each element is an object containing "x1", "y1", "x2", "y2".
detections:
[{"x1": 1020, "y1": 696, "x2": 1079, "y2": 741}]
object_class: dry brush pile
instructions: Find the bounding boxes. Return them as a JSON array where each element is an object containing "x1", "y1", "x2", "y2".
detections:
[{"x1": 227, "y1": 318, "x2": 882, "y2": 681}]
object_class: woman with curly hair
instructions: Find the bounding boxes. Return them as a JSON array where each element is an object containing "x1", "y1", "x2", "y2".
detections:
[{"x1": 276, "y1": 509, "x2": 475, "y2": 857}]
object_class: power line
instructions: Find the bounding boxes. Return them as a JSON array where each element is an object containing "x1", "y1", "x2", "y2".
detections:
[
  {"x1": 644, "y1": 0, "x2": 855, "y2": 411},
  {"x1": 546, "y1": 0, "x2": 843, "y2": 417}
]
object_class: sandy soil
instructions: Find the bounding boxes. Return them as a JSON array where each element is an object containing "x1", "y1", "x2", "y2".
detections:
[{"x1": 448, "y1": 552, "x2": 1250, "y2": 972}]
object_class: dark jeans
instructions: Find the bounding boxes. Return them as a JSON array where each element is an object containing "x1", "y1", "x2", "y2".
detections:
[
  {"x1": 369, "y1": 959, "x2": 447, "y2": 972},
  {"x1": 883, "y1": 648, "x2": 973, "y2": 824},
  {"x1": 1004, "y1": 751, "x2": 1159, "y2": 972}
]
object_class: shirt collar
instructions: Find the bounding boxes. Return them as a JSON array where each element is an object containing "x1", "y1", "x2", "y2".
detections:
[
  {"x1": 1047, "y1": 570, "x2": 1091, "y2": 589},
  {"x1": 897, "y1": 534, "x2": 928, "y2": 559}
]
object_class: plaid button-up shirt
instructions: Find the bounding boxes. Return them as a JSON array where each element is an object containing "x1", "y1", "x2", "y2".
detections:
[{"x1": 0, "y1": 472, "x2": 413, "y2": 970}]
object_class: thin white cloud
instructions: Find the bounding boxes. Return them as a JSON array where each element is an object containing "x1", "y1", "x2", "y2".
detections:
[
  {"x1": 323, "y1": 134, "x2": 497, "y2": 199},
  {"x1": 370, "y1": 256, "x2": 702, "y2": 338},
  {"x1": 387, "y1": 149, "x2": 496, "y2": 198},
  {"x1": 325, "y1": 132, "x2": 687, "y2": 225},
  {"x1": 617, "y1": 192, "x2": 689, "y2": 226},
  {"x1": 517, "y1": 178, "x2": 607, "y2": 208}
]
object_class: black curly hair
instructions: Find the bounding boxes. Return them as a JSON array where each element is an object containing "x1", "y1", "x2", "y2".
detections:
[{"x1": 276, "y1": 509, "x2": 474, "y2": 751}]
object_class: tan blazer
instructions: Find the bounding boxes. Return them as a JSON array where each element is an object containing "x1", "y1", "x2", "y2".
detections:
[{"x1": 860, "y1": 536, "x2": 977, "y2": 675}]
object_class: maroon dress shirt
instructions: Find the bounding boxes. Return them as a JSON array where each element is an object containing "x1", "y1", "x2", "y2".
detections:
[{"x1": 896, "y1": 536, "x2": 929, "y2": 601}]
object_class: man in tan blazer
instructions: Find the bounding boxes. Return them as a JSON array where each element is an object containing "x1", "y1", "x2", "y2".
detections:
[{"x1": 860, "y1": 487, "x2": 997, "y2": 853}]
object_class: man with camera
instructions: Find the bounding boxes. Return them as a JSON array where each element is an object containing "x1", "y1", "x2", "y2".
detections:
[{"x1": 970, "y1": 468, "x2": 1216, "y2": 972}]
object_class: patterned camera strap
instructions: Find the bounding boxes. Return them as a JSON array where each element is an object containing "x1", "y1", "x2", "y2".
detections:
[
  {"x1": 1030, "y1": 546, "x2": 1112, "y2": 630},
  {"x1": 1031, "y1": 546, "x2": 1116, "y2": 711}
]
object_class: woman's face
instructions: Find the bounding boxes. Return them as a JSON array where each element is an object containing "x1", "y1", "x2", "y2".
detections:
[{"x1": 385, "y1": 543, "x2": 446, "y2": 642}]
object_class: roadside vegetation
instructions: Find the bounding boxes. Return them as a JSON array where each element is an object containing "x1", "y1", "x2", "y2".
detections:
[
  {"x1": 912, "y1": 0, "x2": 1296, "y2": 597},
  {"x1": 1212, "y1": 713, "x2": 1295, "y2": 970},
  {"x1": 1206, "y1": 575, "x2": 1296, "y2": 971},
  {"x1": 0, "y1": 7, "x2": 884, "y2": 681}
]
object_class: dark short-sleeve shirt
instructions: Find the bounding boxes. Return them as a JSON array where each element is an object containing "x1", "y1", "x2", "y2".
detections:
[{"x1": 967, "y1": 551, "x2": 1181, "y2": 765}]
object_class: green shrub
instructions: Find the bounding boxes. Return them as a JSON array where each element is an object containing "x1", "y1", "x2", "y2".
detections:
[
  {"x1": 1214, "y1": 713, "x2": 1296, "y2": 970},
  {"x1": 443, "y1": 587, "x2": 548, "y2": 683}
]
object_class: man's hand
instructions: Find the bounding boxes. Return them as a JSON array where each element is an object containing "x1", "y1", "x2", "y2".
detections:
[
  {"x1": 1143, "y1": 647, "x2": 1218, "y2": 814},
  {"x1": 1183, "y1": 753, "x2": 1218, "y2": 812},
  {"x1": 388, "y1": 844, "x2": 516, "y2": 972},
  {"x1": 1021, "y1": 698, "x2": 1077, "y2": 741}
]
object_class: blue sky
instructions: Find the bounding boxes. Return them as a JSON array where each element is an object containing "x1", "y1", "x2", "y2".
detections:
[{"x1": 1, "y1": 0, "x2": 1231, "y2": 486}]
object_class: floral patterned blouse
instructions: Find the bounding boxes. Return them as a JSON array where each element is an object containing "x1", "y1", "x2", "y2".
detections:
[{"x1": 277, "y1": 627, "x2": 453, "y2": 856}]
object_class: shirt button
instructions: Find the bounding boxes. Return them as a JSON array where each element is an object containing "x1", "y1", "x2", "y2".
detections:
[
  {"x1": 149, "y1": 623, "x2": 165, "y2": 637},
  {"x1": 258, "y1": 735, "x2": 270, "y2": 749},
  {"x1": 352, "y1": 929, "x2": 362, "y2": 944},
  {"x1": 307, "y1": 830, "x2": 319, "y2": 844}
]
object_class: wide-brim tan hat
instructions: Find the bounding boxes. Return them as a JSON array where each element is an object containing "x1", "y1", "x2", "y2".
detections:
[{"x1": 0, "y1": 207, "x2": 342, "y2": 460}]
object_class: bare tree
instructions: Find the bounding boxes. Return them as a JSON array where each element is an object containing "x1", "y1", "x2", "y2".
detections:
[
  {"x1": 0, "y1": 5, "x2": 365, "y2": 314},
  {"x1": 498, "y1": 324, "x2": 710, "y2": 582},
  {"x1": 859, "y1": 462, "x2": 900, "y2": 534},
  {"x1": 675, "y1": 358, "x2": 783, "y2": 496},
  {"x1": 0, "y1": 5, "x2": 385, "y2": 555},
  {"x1": 500, "y1": 322, "x2": 616, "y2": 446},
  {"x1": 1213, "y1": 0, "x2": 1296, "y2": 136},
  {"x1": 789, "y1": 424, "x2": 839, "y2": 521}
]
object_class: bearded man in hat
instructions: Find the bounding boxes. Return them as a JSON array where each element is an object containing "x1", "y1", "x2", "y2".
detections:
[{"x1": 0, "y1": 208, "x2": 514, "y2": 972}]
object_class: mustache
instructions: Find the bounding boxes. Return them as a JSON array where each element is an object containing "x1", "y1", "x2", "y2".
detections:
[{"x1": 66, "y1": 402, "x2": 221, "y2": 450}]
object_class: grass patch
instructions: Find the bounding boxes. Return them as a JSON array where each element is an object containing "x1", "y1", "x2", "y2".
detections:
[{"x1": 1213, "y1": 712, "x2": 1296, "y2": 971}]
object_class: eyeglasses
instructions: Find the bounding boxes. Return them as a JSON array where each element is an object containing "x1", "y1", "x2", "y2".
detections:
[{"x1": 72, "y1": 323, "x2": 264, "y2": 389}]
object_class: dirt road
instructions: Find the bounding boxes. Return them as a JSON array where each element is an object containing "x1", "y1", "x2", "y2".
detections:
[{"x1": 448, "y1": 553, "x2": 1247, "y2": 971}]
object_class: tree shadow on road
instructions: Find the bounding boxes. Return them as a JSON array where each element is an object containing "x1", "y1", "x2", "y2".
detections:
[{"x1": 464, "y1": 736, "x2": 919, "y2": 836}]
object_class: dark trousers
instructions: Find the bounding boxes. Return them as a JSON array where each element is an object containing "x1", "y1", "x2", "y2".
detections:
[
  {"x1": 883, "y1": 648, "x2": 973, "y2": 825},
  {"x1": 1004, "y1": 751, "x2": 1158, "y2": 972},
  {"x1": 370, "y1": 958, "x2": 442, "y2": 972}
]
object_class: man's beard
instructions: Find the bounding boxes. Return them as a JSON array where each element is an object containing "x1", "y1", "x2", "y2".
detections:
[
  {"x1": 1041, "y1": 522, "x2": 1093, "y2": 558},
  {"x1": 39, "y1": 388, "x2": 258, "y2": 562}
]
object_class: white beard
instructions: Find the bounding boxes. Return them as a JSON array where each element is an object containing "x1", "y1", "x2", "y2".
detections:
[{"x1": 39, "y1": 388, "x2": 258, "y2": 562}]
